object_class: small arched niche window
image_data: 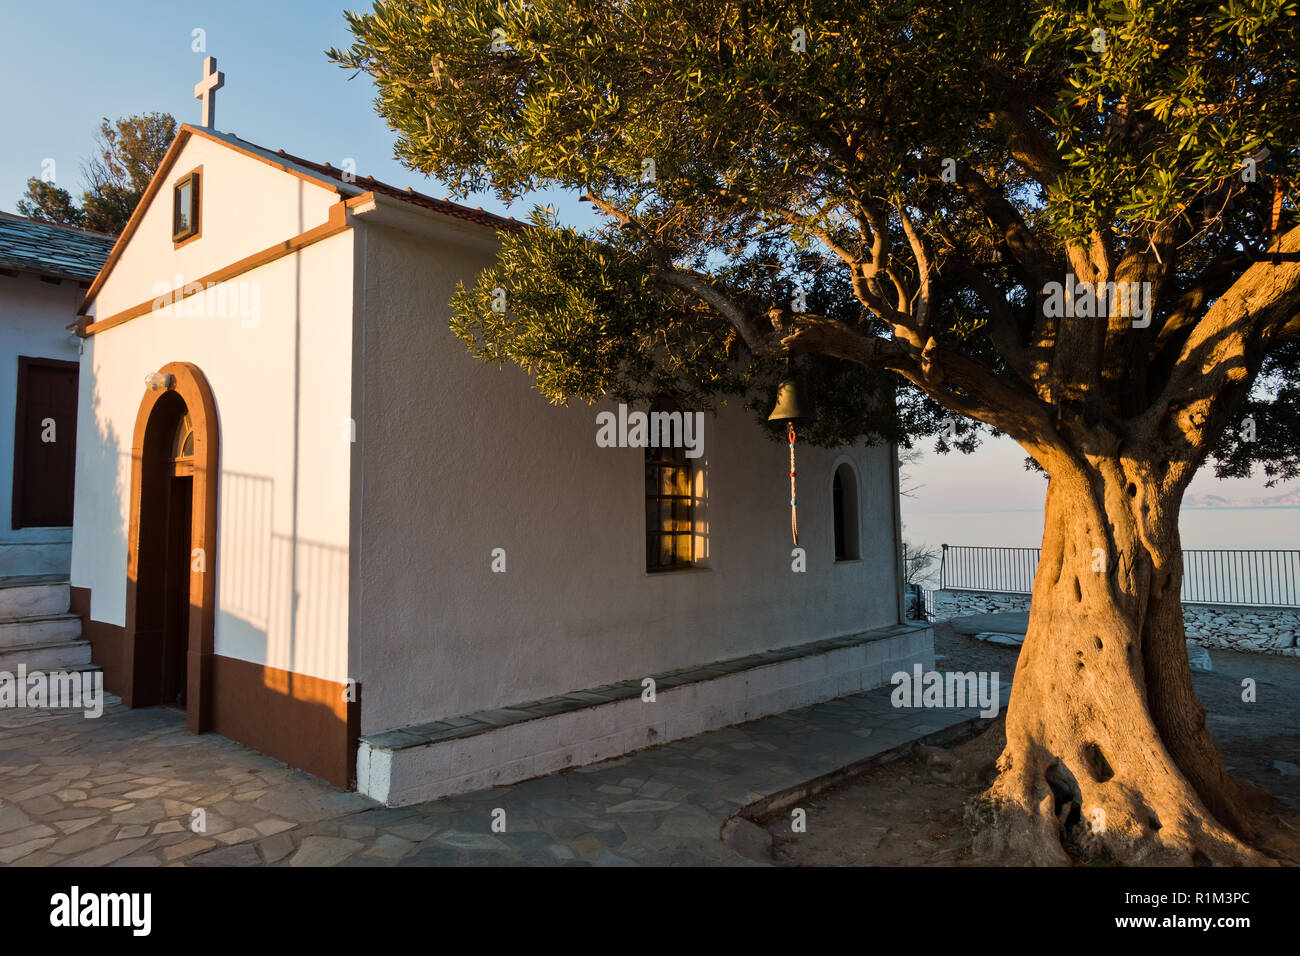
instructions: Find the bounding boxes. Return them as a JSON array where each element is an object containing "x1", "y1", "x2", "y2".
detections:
[{"x1": 832, "y1": 462, "x2": 860, "y2": 561}]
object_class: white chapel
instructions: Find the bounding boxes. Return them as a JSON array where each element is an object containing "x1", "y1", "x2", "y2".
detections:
[{"x1": 60, "y1": 61, "x2": 931, "y2": 802}]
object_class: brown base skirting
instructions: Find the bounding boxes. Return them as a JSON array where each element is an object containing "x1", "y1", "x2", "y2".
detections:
[
  {"x1": 69, "y1": 586, "x2": 359, "y2": 789},
  {"x1": 70, "y1": 586, "x2": 126, "y2": 694},
  {"x1": 211, "y1": 656, "x2": 359, "y2": 789}
]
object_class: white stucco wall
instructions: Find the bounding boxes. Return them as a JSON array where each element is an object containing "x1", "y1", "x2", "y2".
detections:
[
  {"x1": 0, "y1": 273, "x2": 84, "y2": 544},
  {"x1": 71, "y1": 137, "x2": 354, "y2": 683},
  {"x1": 350, "y1": 214, "x2": 902, "y2": 734},
  {"x1": 91, "y1": 134, "x2": 342, "y2": 321}
]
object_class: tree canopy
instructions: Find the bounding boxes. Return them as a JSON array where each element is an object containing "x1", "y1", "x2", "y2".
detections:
[
  {"x1": 331, "y1": 0, "x2": 1298, "y2": 484},
  {"x1": 333, "y1": 0, "x2": 1300, "y2": 862},
  {"x1": 15, "y1": 112, "x2": 176, "y2": 235},
  {"x1": 16, "y1": 177, "x2": 85, "y2": 227}
]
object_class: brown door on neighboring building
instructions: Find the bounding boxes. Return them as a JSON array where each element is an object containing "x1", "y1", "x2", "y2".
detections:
[{"x1": 12, "y1": 356, "x2": 79, "y2": 529}]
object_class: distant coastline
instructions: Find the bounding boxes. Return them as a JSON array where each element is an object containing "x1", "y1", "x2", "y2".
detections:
[
  {"x1": 1181, "y1": 503, "x2": 1300, "y2": 510},
  {"x1": 1182, "y1": 490, "x2": 1300, "y2": 508}
]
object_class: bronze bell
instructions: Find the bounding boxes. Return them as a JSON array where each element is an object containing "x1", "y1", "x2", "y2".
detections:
[{"x1": 768, "y1": 379, "x2": 805, "y2": 422}]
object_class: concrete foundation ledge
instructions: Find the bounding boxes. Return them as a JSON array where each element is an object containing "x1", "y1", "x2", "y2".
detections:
[{"x1": 357, "y1": 623, "x2": 935, "y2": 806}]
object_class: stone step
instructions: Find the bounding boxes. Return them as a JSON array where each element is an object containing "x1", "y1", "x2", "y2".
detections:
[
  {"x1": 0, "y1": 576, "x2": 70, "y2": 618},
  {"x1": 0, "y1": 613, "x2": 82, "y2": 651},
  {"x1": 0, "y1": 638, "x2": 93, "y2": 672},
  {"x1": 0, "y1": 541, "x2": 72, "y2": 577}
]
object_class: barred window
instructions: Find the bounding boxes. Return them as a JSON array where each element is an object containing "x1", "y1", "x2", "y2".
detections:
[{"x1": 645, "y1": 404, "x2": 693, "y2": 572}]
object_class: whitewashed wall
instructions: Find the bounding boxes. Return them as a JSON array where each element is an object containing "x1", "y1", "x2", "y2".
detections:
[
  {"x1": 71, "y1": 136, "x2": 355, "y2": 683},
  {"x1": 349, "y1": 214, "x2": 902, "y2": 734},
  {"x1": 90, "y1": 135, "x2": 340, "y2": 321},
  {"x1": 0, "y1": 274, "x2": 84, "y2": 545}
]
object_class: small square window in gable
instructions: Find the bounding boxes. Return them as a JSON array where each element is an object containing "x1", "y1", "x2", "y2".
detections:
[{"x1": 172, "y1": 168, "x2": 202, "y2": 247}]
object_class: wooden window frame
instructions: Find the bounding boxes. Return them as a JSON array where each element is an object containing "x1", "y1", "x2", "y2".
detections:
[{"x1": 172, "y1": 167, "x2": 202, "y2": 247}]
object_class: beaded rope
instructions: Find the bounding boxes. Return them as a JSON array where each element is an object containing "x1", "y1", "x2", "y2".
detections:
[
  {"x1": 1272, "y1": 177, "x2": 1287, "y2": 235},
  {"x1": 788, "y1": 421, "x2": 798, "y2": 547}
]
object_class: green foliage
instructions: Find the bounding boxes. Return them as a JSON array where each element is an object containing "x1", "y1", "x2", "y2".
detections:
[
  {"x1": 1026, "y1": 0, "x2": 1300, "y2": 242},
  {"x1": 1209, "y1": 340, "x2": 1300, "y2": 485},
  {"x1": 450, "y1": 206, "x2": 925, "y2": 445},
  {"x1": 81, "y1": 113, "x2": 177, "y2": 234},
  {"x1": 16, "y1": 178, "x2": 85, "y2": 227},
  {"x1": 12, "y1": 113, "x2": 177, "y2": 236},
  {"x1": 333, "y1": 0, "x2": 1300, "y2": 474},
  {"x1": 450, "y1": 205, "x2": 727, "y2": 404}
]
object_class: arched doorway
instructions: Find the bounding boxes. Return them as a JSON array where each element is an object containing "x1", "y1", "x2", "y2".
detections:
[{"x1": 122, "y1": 362, "x2": 219, "y2": 733}]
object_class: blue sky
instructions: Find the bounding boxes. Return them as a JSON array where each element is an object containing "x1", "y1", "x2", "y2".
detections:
[
  {"x1": 0, "y1": 0, "x2": 1288, "y2": 513},
  {"x1": 0, "y1": 0, "x2": 587, "y2": 224}
]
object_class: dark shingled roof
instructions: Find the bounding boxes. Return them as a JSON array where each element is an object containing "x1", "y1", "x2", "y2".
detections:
[
  {"x1": 272, "y1": 144, "x2": 525, "y2": 233},
  {"x1": 0, "y1": 212, "x2": 116, "y2": 283}
]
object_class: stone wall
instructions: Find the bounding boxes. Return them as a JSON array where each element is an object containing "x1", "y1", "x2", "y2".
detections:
[
  {"x1": 1182, "y1": 602, "x2": 1300, "y2": 655},
  {"x1": 931, "y1": 589, "x2": 1031, "y2": 621},
  {"x1": 931, "y1": 589, "x2": 1299, "y2": 656}
]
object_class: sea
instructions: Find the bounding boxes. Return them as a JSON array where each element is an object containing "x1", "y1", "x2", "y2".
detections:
[{"x1": 901, "y1": 506, "x2": 1300, "y2": 596}]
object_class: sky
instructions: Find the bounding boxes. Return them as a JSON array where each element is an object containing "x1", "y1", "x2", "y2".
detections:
[
  {"x1": 1, "y1": 0, "x2": 1290, "y2": 515},
  {"x1": 0, "y1": 0, "x2": 589, "y2": 225},
  {"x1": 901, "y1": 433, "x2": 1290, "y2": 515}
]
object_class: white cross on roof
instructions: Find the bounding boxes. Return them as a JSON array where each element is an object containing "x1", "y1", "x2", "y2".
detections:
[{"x1": 194, "y1": 56, "x2": 225, "y2": 129}]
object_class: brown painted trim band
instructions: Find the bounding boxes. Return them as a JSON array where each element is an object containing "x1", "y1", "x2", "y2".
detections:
[
  {"x1": 69, "y1": 586, "x2": 126, "y2": 696},
  {"x1": 80, "y1": 197, "x2": 364, "y2": 337}
]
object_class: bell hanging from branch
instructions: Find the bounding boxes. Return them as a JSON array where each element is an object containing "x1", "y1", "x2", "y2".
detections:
[
  {"x1": 768, "y1": 379, "x2": 804, "y2": 423},
  {"x1": 768, "y1": 378, "x2": 807, "y2": 548}
]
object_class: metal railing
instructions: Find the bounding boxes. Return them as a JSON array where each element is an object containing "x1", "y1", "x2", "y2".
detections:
[
  {"x1": 938, "y1": 545, "x2": 1042, "y2": 596},
  {"x1": 904, "y1": 583, "x2": 935, "y2": 621},
  {"x1": 938, "y1": 544, "x2": 1300, "y2": 608},
  {"x1": 1181, "y1": 549, "x2": 1300, "y2": 607}
]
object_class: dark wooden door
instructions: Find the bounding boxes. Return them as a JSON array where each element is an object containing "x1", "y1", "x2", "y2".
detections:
[
  {"x1": 13, "y1": 357, "x2": 78, "y2": 528},
  {"x1": 160, "y1": 475, "x2": 193, "y2": 708}
]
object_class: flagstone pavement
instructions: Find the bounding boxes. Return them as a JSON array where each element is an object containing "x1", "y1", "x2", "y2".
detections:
[{"x1": 0, "y1": 626, "x2": 1014, "y2": 867}]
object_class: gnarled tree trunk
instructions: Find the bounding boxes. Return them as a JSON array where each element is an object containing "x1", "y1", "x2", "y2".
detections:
[{"x1": 974, "y1": 452, "x2": 1264, "y2": 866}]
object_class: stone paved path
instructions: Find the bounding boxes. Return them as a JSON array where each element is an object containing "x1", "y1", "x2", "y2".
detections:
[{"x1": 0, "y1": 627, "x2": 1000, "y2": 866}]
